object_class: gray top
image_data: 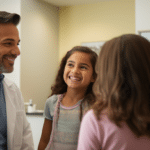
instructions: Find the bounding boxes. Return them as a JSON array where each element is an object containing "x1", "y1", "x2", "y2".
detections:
[
  {"x1": 44, "y1": 94, "x2": 84, "y2": 150},
  {"x1": 44, "y1": 94, "x2": 58, "y2": 120}
]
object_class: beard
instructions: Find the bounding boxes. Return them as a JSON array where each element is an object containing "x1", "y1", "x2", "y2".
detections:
[
  {"x1": 0, "y1": 55, "x2": 15, "y2": 73},
  {"x1": 0, "y1": 63, "x2": 13, "y2": 73}
]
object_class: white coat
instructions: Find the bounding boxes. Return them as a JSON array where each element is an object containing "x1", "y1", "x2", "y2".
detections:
[{"x1": 3, "y1": 77, "x2": 34, "y2": 150}]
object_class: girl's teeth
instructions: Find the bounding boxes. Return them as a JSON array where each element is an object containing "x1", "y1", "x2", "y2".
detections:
[{"x1": 70, "y1": 77, "x2": 80, "y2": 81}]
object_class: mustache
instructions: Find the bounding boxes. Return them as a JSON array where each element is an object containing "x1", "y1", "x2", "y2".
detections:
[{"x1": 3, "y1": 54, "x2": 17, "y2": 59}]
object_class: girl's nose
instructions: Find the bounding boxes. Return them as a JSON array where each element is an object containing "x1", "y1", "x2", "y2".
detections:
[{"x1": 71, "y1": 66, "x2": 79, "y2": 74}]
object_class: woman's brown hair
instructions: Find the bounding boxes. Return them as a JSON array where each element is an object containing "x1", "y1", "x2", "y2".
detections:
[{"x1": 93, "y1": 34, "x2": 150, "y2": 137}]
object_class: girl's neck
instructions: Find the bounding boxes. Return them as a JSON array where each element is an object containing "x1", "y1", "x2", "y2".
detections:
[{"x1": 61, "y1": 88, "x2": 86, "y2": 107}]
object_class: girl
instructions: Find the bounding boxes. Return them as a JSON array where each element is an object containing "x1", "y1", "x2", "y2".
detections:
[
  {"x1": 38, "y1": 46, "x2": 98, "y2": 150},
  {"x1": 77, "y1": 34, "x2": 150, "y2": 150}
]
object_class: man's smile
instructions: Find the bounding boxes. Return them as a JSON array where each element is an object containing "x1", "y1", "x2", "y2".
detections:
[{"x1": 3, "y1": 55, "x2": 17, "y2": 63}]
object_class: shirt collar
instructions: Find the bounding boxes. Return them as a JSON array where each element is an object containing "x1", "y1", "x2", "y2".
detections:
[{"x1": 0, "y1": 74, "x2": 4, "y2": 82}]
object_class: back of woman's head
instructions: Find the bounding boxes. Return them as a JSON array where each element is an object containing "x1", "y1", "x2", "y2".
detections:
[
  {"x1": 93, "y1": 34, "x2": 150, "y2": 137},
  {"x1": 51, "y1": 46, "x2": 98, "y2": 99}
]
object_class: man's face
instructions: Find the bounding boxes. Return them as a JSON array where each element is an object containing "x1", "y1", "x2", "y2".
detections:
[{"x1": 0, "y1": 23, "x2": 20, "y2": 74}]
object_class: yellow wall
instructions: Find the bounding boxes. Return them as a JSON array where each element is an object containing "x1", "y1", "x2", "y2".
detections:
[{"x1": 59, "y1": 0, "x2": 135, "y2": 60}]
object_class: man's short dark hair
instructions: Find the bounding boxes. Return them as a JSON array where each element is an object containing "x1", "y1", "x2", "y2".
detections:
[{"x1": 0, "y1": 11, "x2": 20, "y2": 26}]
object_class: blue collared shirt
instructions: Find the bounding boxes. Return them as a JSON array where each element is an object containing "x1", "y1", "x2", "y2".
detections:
[{"x1": 0, "y1": 74, "x2": 7, "y2": 149}]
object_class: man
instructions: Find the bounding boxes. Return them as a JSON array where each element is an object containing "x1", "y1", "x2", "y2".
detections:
[{"x1": 0, "y1": 11, "x2": 34, "y2": 149}]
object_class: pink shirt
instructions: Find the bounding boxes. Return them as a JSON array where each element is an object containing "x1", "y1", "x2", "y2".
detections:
[{"x1": 77, "y1": 110, "x2": 150, "y2": 150}]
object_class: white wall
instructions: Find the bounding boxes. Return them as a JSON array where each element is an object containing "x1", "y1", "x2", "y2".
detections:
[
  {"x1": 27, "y1": 116, "x2": 44, "y2": 150},
  {"x1": 21, "y1": 0, "x2": 59, "y2": 109},
  {"x1": 135, "y1": 0, "x2": 150, "y2": 33},
  {"x1": 0, "y1": 0, "x2": 21, "y2": 88}
]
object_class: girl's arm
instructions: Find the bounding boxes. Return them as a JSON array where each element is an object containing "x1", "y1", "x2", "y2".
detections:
[{"x1": 38, "y1": 118, "x2": 52, "y2": 150}]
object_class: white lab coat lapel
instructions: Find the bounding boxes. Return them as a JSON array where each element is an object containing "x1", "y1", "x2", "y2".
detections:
[{"x1": 3, "y1": 78, "x2": 16, "y2": 150}]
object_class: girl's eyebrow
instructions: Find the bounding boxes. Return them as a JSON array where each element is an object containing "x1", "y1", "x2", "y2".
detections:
[
  {"x1": 67, "y1": 60, "x2": 90, "y2": 67},
  {"x1": 80, "y1": 63, "x2": 90, "y2": 67},
  {"x1": 67, "y1": 60, "x2": 75, "y2": 63}
]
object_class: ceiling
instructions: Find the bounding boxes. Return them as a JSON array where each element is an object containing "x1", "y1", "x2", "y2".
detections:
[{"x1": 43, "y1": 0, "x2": 112, "y2": 6}]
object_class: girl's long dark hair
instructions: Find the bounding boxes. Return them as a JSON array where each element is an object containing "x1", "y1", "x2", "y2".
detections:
[
  {"x1": 93, "y1": 34, "x2": 150, "y2": 137},
  {"x1": 51, "y1": 46, "x2": 98, "y2": 121}
]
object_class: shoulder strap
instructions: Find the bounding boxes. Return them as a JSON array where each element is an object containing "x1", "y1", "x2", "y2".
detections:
[{"x1": 45, "y1": 94, "x2": 63, "y2": 150}]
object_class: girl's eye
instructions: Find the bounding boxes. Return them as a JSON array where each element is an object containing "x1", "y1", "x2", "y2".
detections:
[
  {"x1": 81, "y1": 66, "x2": 87, "y2": 70},
  {"x1": 67, "y1": 63, "x2": 74, "y2": 67}
]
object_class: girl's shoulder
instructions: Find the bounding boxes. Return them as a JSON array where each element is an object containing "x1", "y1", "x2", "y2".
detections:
[
  {"x1": 46, "y1": 94, "x2": 63, "y2": 106},
  {"x1": 46, "y1": 94, "x2": 58, "y2": 103}
]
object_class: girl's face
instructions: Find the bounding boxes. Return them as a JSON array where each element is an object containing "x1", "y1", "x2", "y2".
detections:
[{"x1": 63, "y1": 51, "x2": 95, "y2": 91}]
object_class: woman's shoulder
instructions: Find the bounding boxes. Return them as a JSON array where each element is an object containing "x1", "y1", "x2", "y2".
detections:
[
  {"x1": 83, "y1": 110, "x2": 139, "y2": 139},
  {"x1": 82, "y1": 109, "x2": 98, "y2": 125},
  {"x1": 82, "y1": 109, "x2": 112, "y2": 129}
]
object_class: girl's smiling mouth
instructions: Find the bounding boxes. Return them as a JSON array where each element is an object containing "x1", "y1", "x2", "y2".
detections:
[{"x1": 69, "y1": 75, "x2": 81, "y2": 81}]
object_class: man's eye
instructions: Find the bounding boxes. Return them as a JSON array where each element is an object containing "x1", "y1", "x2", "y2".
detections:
[{"x1": 4, "y1": 42, "x2": 12, "y2": 46}]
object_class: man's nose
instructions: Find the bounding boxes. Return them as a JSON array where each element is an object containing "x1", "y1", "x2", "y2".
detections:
[{"x1": 11, "y1": 46, "x2": 20, "y2": 56}]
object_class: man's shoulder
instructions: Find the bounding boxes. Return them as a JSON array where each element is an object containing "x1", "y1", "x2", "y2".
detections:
[
  {"x1": 3, "y1": 78, "x2": 23, "y2": 107},
  {"x1": 3, "y1": 77, "x2": 19, "y2": 91},
  {"x1": 3, "y1": 77, "x2": 15, "y2": 85}
]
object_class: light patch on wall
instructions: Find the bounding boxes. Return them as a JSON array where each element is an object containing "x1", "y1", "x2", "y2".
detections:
[{"x1": 81, "y1": 41, "x2": 105, "y2": 55}]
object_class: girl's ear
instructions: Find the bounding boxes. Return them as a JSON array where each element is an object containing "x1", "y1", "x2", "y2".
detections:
[{"x1": 91, "y1": 76, "x2": 95, "y2": 83}]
